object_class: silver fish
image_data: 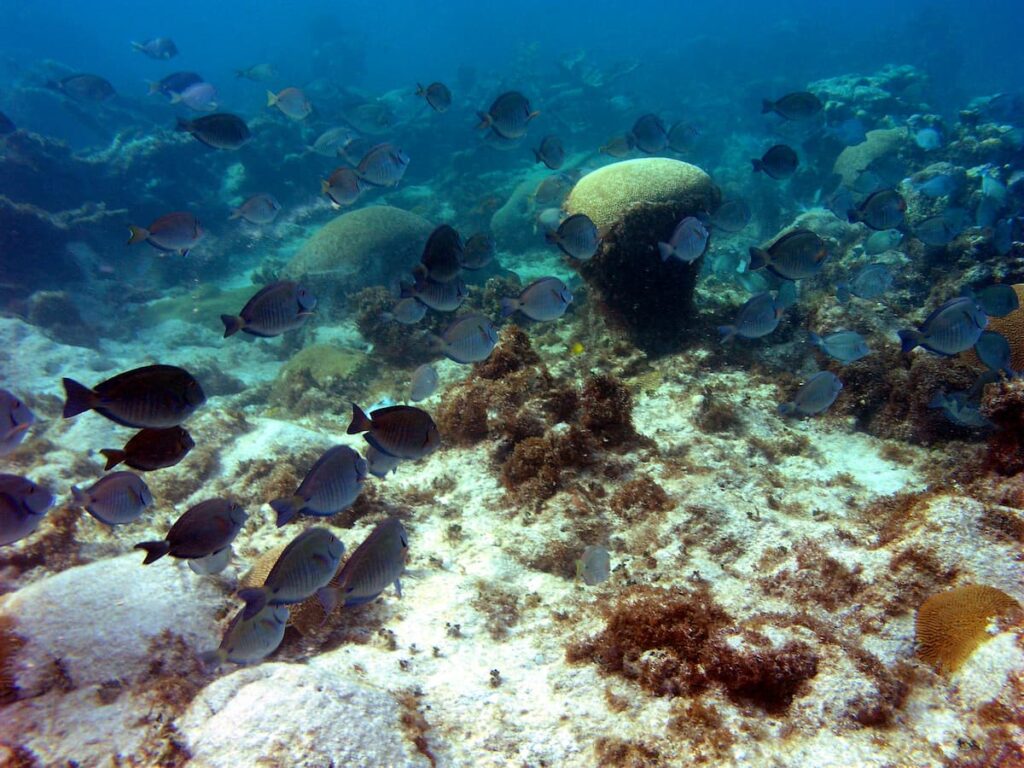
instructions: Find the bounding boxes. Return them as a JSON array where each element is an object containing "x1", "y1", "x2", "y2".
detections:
[
  {"x1": 576, "y1": 545, "x2": 610, "y2": 586},
  {"x1": 402, "y1": 275, "x2": 467, "y2": 312},
  {"x1": 809, "y1": 331, "x2": 870, "y2": 364},
  {"x1": 432, "y1": 313, "x2": 498, "y2": 363},
  {"x1": 71, "y1": 472, "x2": 153, "y2": 527},
  {"x1": 201, "y1": 603, "x2": 289, "y2": 667},
  {"x1": 410, "y1": 364, "x2": 439, "y2": 402},
  {"x1": 383, "y1": 297, "x2": 428, "y2": 325},
  {"x1": 0, "y1": 474, "x2": 53, "y2": 546},
  {"x1": 230, "y1": 194, "x2": 280, "y2": 225},
  {"x1": 898, "y1": 296, "x2": 987, "y2": 355},
  {"x1": 355, "y1": 143, "x2": 410, "y2": 187},
  {"x1": 0, "y1": 389, "x2": 34, "y2": 456},
  {"x1": 238, "y1": 526, "x2": 345, "y2": 618},
  {"x1": 658, "y1": 217, "x2": 709, "y2": 263},
  {"x1": 366, "y1": 445, "x2": 401, "y2": 479},
  {"x1": 718, "y1": 293, "x2": 781, "y2": 343},
  {"x1": 269, "y1": 445, "x2": 367, "y2": 527},
  {"x1": 547, "y1": 213, "x2": 599, "y2": 260},
  {"x1": 322, "y1": 518, "x2": 408, "y2": 610},
  {"x1": 778, "y1": 371, "x2": 842, "y2": 416},
  {"x1": 500, "y1": 277, "x2": 573, "y2": 321}
]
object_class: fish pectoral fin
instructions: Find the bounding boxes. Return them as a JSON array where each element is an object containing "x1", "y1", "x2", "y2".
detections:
[{"x1": 394, "y1": 578, "x2": 403, "y2": 598}]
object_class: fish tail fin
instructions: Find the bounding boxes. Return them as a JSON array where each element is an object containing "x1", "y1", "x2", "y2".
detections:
[
  {"x1": 127, "y1": 225, "x2": 149, "y2": 245},
  {"x1": 269, "y1": 496, "x2": 301, "y2": 527},
  {"x1": 317, "y1": 586, "x2": 339, "y2": 615},
  {"x1": 62, "y1": 378, "x2": 96, "y2": 418},
  {"x1": 528, "y1": 110, "x2": 541, "y2": 122},
  {"x1": 266, "y1": 90, "x2": 278, "y2": 107},
  {"x1": 778, "y1": 402, "x2": 796, "y2": 417},
  {"x1": 808, "y1": 332, "x2": 823, "y2": 350},
  {"x1": 237, "y1": 588, "x2": 267, "y2": 620},
  {"x1": 657, "y1": 242, "x2": 674, "y2": 262},
  {"x1": 70, "y1": 485, "x2": 87, "y2": 506},
  {"x1": 747, "y1": 247, "x2": 768, "y2": 271},
  {"x1": 347, "y1": 402, "x2": 373, "y2": 435},
  {"x1": 228, "y1": 208, "x2": 241, "y2": 220},
  {"x1": 475, "y1": 111, "x2": 492, "y2": 130},
  {"x1": 544, "y1": 230, "x2": 559, "y2": 244},
  {"x1": 320, "y1": 179, "x2": 331, "y2": 195},
  {"x1": 174, "y1": 117, "x2": 192, "y2": 133},
  {"x1": 500, "y1": 298, "x2": 519, "y2": 318},
  {"x1": 835, "y1": 282, "x2": 851, "y2": 303},
  {"x1": 100, "y1": 449, "x2": 126, "y2": 471},
  {"x1": 751, "y1": 159, "x2": 763, "y2": 173},
  {"x1": 169, "y1": 92, "x2": 182, "y2": 104},
  {"x1": 234, "y1": 69, "x2": 245, "y2": 79},
  {"x1": 130, "y1": 41, "x2": 143, "y2": 52},
  {"x1": 146, "y1": 80, "x2": 159, "y2": 95},
  {"x1": 415, "y1": 83, "x2": 425, "y2": 97},
  {"x1": 198, "y1": 648, "x2": 226, "y2": 669},
  {"x1": 717, "y1": 325, "x2": 736, "y2": 345},
  {"x1": 221, "y1": 315, "x2": 243, "y2": 338},
  {"x1": 761, "y1": 99, "x2": 774, "y2": 114},
  {"x1": 897, "y1": 329, "x2": 921, "y2": 353},
  {"x1": 134, "y1": 540, "x2": 171, "y2": 565}
]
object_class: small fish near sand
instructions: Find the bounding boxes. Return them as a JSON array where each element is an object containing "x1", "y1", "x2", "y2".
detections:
[
  {"x1": 410, "y1": 364, "x2": 440, "y2": 402},
  {"x1": 71, "y1": 472, "x2": 153, "y2": 527},
  {"x1": 237, "y1": 526, "x2": 345, "y2": 618},
  {"x1": 0, "y1": 389, "x2": 34, "y2": 456},
  {"x1": 809, "y1": 330, "x2": 870, "y2": 364},
  {"x1": 928, "y1": 390, "x2": 993, "y2": 429},
  {"x1": 348, "y1": 403, "x2": 441, "y2": 461},
  {"x1": 0, "y1": 474, "x2": 54, "y2": 546},
  {"x1": 576, "y1": 545, "x2": 611, "y2": 586},
  {"x1": 201, "y1": 603, "x2": 289, "y2": 668},
  {"x1": 501, "y1": 277, "x2": 573, "y2": 321},
  {"x1": 718, "y1": 292, "x2": 783, "y2": 344},
  {"x1": 221, "y1": 281, "x2": 317, "y2": 338},
  {"x1": 429, "y1": 313, "x2": 499, "y2": 363},
  {"x1": 778, "y1": 371, "x2": 843, "y2": 416},
  {"x1": 269, "y1": 445, "x2": 368, "y2": 527},
  {"x1": 63, "y1": 365, "x2": 206, "y2": 429},
  {"x1": 134, "y1": 497, "x2": 247, "y2": 573},
  {"x1": 321, "y1": 517, "x2": 408, "y2": 609},
  {"x1": 100, "y1": 425, "x2": 194, "y2": 471},
  {"x1": 127, "y1": 212, "x2": 205, "y2": 257}
]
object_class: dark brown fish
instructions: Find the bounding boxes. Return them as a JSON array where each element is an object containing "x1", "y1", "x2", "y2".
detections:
[
  {"x1": 533, "y1": 135, "x2": 565, "y2": 170},
  {"x1": 629, "y1": 114, "x2": 668, "y2": 154},
  {"x1": 462, "y1": 233, "x2": 495, "y2": 270},
  {"x1": 416, "y1": 81, "x2": 451, "y2": 112},
  {"x1": 847, "y1": 189, "x2": 906, "y2": 230},
  {"x1": 321, "y1": 166, "x2": 364, "y2": 207},
  {"x1": 600, "y1": 135, "x2": 634, "y2": 157},
  {"x1": 101, "y1": 426, "x2": 195, "y2": 471},
  {"x1": 176, "y1": 113, "x2": 251, "y2": 150},
  {"x1": 416, "y1": 225, "x2": 464, "y2": 283},
  {"x1": 221, "y1": 280, "x2": 317, "y2": 338},
  {"x1": 347, "y1": 404, "x2": 440, "y2": 461},
  {"x1": 134, "y1": 497, "x2": 247, "y2": 564},
  {"x1": 62, "y1": 365, "x2": 206, "y2": 428},
  {"x1": 50, "y1": 74, "x2": 116, "y2": 101},
  {"x1": 752, "y1": 144, "x2": 798, "y2": 179},
  {"x1": 476, "y1": 91, "x2": 538, "y2": 139},
  {"x1": 762, "y1": 91, "x2": 823, "y2": 121},
  {"x1": 127, "y1": 211, "x2": 205, "y2": 256}
]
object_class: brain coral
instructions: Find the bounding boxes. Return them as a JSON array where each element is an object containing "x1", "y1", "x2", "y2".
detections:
[
  {"x1": 565, "y1": 158, "x2": 717, "y2": 232},
  {"x1": 975, "y1": 284, "x2": 1024, "y2": 371},
  {"x1": 241, "y1": 545, "x2": 335, "y2": 637},
  {"x1": 563, "y1": 159, "x2": 721, "y2": 354},
  {"x1": 285, "y1": 206, "x2": 433, "y2": 312},
  {"x1": 915, "y1": 584, "x2": 1020, "y2": 672}
]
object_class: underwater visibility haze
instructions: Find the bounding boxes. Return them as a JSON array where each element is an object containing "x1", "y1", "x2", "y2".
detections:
[{"x1": 2, "y1": 0, "x2": 1024, "y2": 765}]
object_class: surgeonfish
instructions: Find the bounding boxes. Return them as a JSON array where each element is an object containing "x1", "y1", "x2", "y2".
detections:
[
  {"x1": 71, "y1": 472, "x2": 153, "y2": 527},
  {"x1": 322, "y1": 517, "x2": 408, "y2": 609},
  {"x1": 0, "y1": 474, "x2": 54, "y2": 546},
  {"x1": 269, "y1": 445, "x2": 367, "y2": 527},
  {"x1": 62, "y1": 365, "x2": 206, "y2": 428},
  {"x1": 134, "y1": 498, "x2": 247, "y2": 568},
  {"x1": 347, "y1": 404, "x2": 441, "y2": 460},
  {"x1": 778, "y1": 371, "x2": 843, "y2": 416}
]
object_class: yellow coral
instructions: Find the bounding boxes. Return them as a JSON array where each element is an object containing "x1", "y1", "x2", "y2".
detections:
[
  {"x1": 915, "y1": 584, "x2": 1020, "y2": 672},
  {"x1": 564, "y1": 158, "x2": 716, "y2": 231},
  {"x1": 833, "y1": 128, "x2": 907, "y2": 186},
  {"x1": 973, "y1": 284, "x2": 1024, "y2": 371},
  {"x1": 241, "y1": 545, "x2": 341, "y2": 636}
]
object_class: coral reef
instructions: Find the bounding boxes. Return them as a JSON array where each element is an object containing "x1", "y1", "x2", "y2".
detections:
[
  {"x1": 565, "y1": 159, "x2": 721, "y2": 353},
  {"x1": 269, "y1": 344, "x2": 372, "y2": 416},
  {"x1": 833, "y1": 128, "x2": 908, "y2": 186},
  {"x1": 916, "y1": 585, "x2": 1020, "y2": 672},
  {"x1": 284, "y1": 206, "x2": 434, "y2": 315}
]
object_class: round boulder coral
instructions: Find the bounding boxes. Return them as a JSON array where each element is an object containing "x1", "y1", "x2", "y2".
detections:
[
  {"x1": 564, "y1": 158, "x2": 720, "y2": 354},
  {"x1": 285, "y1": 206, "x2": 434, "y2": 315},
  {"x1": 971, "y1": 284, "x2": 1024, "y2": 371}
]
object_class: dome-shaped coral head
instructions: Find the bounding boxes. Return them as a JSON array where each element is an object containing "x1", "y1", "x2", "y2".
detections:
[{"x1": 915, "y1": 584, "x2": 1020, "y2": 672}]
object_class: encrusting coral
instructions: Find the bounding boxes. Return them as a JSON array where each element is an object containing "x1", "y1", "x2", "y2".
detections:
[{"x1": 915, "y1": 585, "x2": 1020, "y2": 672}]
